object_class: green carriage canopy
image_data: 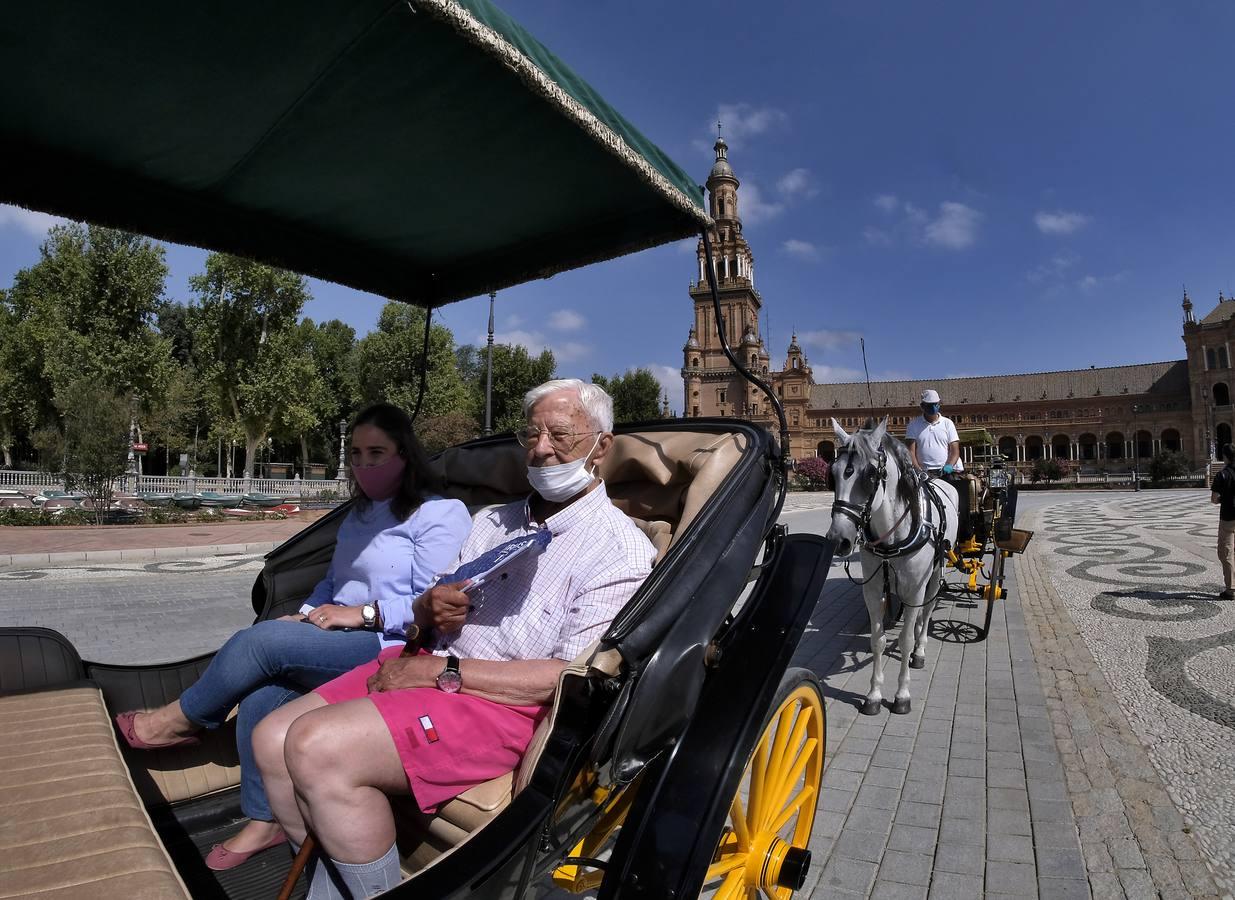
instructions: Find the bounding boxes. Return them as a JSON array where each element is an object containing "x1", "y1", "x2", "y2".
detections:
[{"x1": 0, "y1": 0, "x2": 708, "y2": 307}]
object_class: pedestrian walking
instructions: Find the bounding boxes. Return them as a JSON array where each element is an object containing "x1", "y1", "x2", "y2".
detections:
[{"x1": 1210, "y1": 443, "x2": 1235, "y2": 599}]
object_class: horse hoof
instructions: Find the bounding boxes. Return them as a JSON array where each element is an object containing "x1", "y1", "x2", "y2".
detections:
[
  {"x1": 860, "y1": 699, "x2": 882, "y2": 716},
  {"x1": 891, "y1": 698, "x2": 911, "y2": 715},
  {"x1": 910, "y1": 654, "x2": 925, "y2": 670}
]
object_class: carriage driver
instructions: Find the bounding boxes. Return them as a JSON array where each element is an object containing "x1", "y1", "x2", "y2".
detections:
[{"x1": 906, "y1": 389, "x2": 973, "y2": 543}]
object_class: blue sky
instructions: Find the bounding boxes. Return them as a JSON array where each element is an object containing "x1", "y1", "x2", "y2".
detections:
[{"x1": 4, "y1": 1, "x2": 1235, "y2": 412}]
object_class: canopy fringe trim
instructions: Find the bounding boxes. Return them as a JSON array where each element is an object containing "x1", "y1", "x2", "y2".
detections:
[{"x1": 414, "y1": 0, "x2": 711, "y2": 229}]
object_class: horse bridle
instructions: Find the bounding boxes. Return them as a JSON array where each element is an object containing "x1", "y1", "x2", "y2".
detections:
[{"x1": 831, "y1": 444, "x2": 888, "y2": 534}]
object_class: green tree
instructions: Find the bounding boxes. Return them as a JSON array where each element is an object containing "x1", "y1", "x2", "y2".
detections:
[
  {"x1": 592, "y1": 368, "x2": 663, "y2": 423},
  {"x1": 298, "y1": 318, "x2": 359, "y2": 472},
  {"x1": 354, "y1": 303, "x2": 471, "y2": 423},
  {"x1": 1149, "y1": 449, "x2": 1192, "y2": 482},
  {"x1": 481, "y1": 344, "x2": 557, "y2": 434},
  {"x1": 0, "y1": 296, "x2": 27, "y2": 467},
  {"x1": 4, "y1": 224, "x2": 174, "y2": 452},
  {"x1": 54, "y1": 379, "x2": 132, "y2": 522},
  {"x1": 189, "y1": 253, "x2": 317, "y2": 478}
]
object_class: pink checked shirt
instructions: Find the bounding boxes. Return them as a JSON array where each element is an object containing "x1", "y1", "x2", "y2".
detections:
[{"x1": 429, "y1": 481, "x2": 656, "y2": 662}]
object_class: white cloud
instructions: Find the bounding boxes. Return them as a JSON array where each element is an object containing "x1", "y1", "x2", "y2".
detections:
[
  {"x1": 1025, "y1": 251, "x2": 1079, "y2": 284},
  {"x1": 548, "y1": 309, "x2": 585, "y2": 332},
  {"x1": 0, "y1": 204, "x2": 65, "y2": 236},
  {"x1": 923, "y1": 202, "x2": 982, "y2": 249},
  {"x1": 799, "y1": 329, "x2": 862, "y2": 350},
  {"x1": 486, "y1": 329, "x2": 590, "y2": 364},
  {"x1": 864, "y1": 198, "x2": 982, "y2": 250},
  {"x1": 1035, "y1": 210, "x2": 1091, "y2": 235},
  {"x1": 812, "y1": 364, "x2": 866, "y2": 382},
  {"x1": 648, "y1": 364, "x2": 683, "y2": 413},
  {"x1": 1077, "y1": 271, "x2": 1127, "y2": 292},
  {"x1": 874, "y1": 194, "x2": 900, "y2": 213},
  {"x1": 863, "y1": 226, "x2": 893, "y2": 246},
  {"x1": 739, "y1": 182, "x2": 785, "y2": 225},
  {"x1": 696, "y1": 103, "x2": 789, "y2": 151},
  {"x1": 781, "y1": 239, "x2": 821, "y2": 262},
  {"x1": 776, "y1": 168, "x2": 817, "y2": 199}
]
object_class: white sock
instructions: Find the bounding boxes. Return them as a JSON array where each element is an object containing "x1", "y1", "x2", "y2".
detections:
[
  {"x1": 330, "y1": 842, "x2": 402, "y2": 899},
  {"x1": 305, "y1": 856, "x2": 348, "y2": 900}
]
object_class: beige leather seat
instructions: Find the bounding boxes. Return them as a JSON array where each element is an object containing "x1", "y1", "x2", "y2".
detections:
[{"x1": 0, "y1": 687, "x2": 191, "y2": 900}]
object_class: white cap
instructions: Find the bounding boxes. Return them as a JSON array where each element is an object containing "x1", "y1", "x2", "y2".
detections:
[{"x1": 920, "y1": 389, "x2": 941, "y2": 404}]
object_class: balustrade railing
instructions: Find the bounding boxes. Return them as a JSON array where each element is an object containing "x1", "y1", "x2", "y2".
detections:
[{"x1": 0, "y1": 470, "x2": 346, "y2": 497}]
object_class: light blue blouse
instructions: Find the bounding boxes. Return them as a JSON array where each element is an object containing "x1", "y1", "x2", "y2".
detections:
[{"x1": 300, "y1": 496, "x2": 472, "y2": 648}]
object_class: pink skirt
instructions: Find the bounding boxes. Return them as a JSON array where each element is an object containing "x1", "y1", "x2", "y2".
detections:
[{"x1": 315, "y1": 647, "x2": 546, "y2": 812}]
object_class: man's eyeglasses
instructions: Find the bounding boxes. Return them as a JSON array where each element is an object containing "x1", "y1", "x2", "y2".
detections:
[{"x1": 515, "y1": 427, "x2": 600, "y2": 452}]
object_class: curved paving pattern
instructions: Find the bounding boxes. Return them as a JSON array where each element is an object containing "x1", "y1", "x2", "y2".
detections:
[{"x1": 1030, "y1": 490, "x2": 1235, "y2": 895}]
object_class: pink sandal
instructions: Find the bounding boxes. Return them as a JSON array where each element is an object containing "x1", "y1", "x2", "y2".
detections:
[
  {"x1": 114, "y1": 710, "x2": 201, "y2": 750},
  {"x1": 205, "y1": 831, "x2": 288, "y2": 870}
]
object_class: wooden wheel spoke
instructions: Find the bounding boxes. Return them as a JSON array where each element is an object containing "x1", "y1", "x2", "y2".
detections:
[
  {"x1": 713, "y1": 868, "x2": 747, "y2": 900},
  {"x1": 730, "y1": 792, "x2": 751, "y2": 849},
  {"x1": 770, "y1": 784, "x2": 815, "y2": 836},
  {"x1": 767, "y1": 699, "x2": 799, "y2": 777},
  {"x1": 765, "y1": 736, "x2": 818, "y2": 829},
  {"x1": 706, "y1": 851, "x2": 750, "y2": 881},
  {"x1": 749, "y1": 732, "x2": 770, "y2": 827}
]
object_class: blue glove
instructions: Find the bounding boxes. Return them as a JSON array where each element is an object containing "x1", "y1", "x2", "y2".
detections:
[{"x1": 942, "y1": 464, "x2": 955, "y2": 475}]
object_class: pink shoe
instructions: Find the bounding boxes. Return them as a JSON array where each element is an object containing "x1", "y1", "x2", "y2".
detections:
[
  {"x1": 114, "y1": 710, "x2": 201, "y2": 750},
  {"x1": 205, "y1": 830, "x2": 288, "y2": 870}
]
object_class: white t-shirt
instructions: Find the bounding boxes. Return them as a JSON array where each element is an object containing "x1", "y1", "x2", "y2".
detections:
[{"x1": 906, "y1": 415, "x2": 962, "y2": 471}]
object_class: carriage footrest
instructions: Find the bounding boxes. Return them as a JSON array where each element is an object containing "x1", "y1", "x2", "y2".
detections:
[{"x1": 995, "y1": 528, "x2": 1033, "y2": 554}]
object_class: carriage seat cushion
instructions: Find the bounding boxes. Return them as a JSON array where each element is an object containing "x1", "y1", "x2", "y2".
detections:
[
  {"x1": 0, "y1": 686, "x2": 191, "y2": 899},
  {"x1": 433, "y1": 430, "x2": 747, "y2": 550}
]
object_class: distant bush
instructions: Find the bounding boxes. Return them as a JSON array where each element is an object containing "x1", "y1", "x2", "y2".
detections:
[
  {"x1": 1148, "y1": 450, "x2": 1192, "y2": 482},
  {"x1": 794, "y1": 457, "x2": 831, "y2": 491},
  {"x1": 1030, "y1": 458, "x2": 1065, "y2": 483}
]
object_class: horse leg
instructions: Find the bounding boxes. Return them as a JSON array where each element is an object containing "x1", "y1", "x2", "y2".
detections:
[
  {"x1": 891, "y1": 604, "x2": 917, "y2": 714},
  {"x1": 862, "y1": 579, "x2": 886, "y2": 716},
  {"x1": 911, "y1": 568, "x2": 941, "y2": 669}
]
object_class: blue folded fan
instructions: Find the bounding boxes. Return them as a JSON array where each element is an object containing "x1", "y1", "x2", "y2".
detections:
[{"x1": 436, "y1": 529, "x2": 552, "y2": 590}]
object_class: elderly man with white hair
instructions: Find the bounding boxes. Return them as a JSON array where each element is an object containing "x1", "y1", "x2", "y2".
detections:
[{"x1": 253, "y1": 378, "x2": 655, "y2": 900}]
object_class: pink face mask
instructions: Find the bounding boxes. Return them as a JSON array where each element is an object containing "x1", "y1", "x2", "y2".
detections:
[{"x1": 352, "y1": 455, "x2": 406, "y2": 501}]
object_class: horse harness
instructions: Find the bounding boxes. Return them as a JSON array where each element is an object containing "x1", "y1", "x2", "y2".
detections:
[{"x1": 832, "y1": 445, "x2": 953, "y2": 602}]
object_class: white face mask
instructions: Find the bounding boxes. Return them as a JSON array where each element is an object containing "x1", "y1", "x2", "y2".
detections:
[{"x1": 527, "y1": 434, "x2": 602, "y2": 503}]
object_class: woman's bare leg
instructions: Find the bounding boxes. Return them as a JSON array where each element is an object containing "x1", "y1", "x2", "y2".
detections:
[
  {"x1": 283, "y1": 698, "x2": 409, "y2": 864},
  {"x1": 253, "y1": 692, "x2": 327, "y2": 846}
]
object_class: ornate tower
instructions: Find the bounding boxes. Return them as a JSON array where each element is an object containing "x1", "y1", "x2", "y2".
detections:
[{"x1": 681, "y1": 133, "x2": 771, "y2": 418}]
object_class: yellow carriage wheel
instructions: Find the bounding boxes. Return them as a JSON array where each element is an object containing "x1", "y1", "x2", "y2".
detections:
[{"x1": 703, "y1": 669, "x2": 825, "y2": 900}]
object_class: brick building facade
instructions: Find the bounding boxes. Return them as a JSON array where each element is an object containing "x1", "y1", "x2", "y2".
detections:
[{"x1": 682, "y1": 139, "x2": 1233, "y2": 471}]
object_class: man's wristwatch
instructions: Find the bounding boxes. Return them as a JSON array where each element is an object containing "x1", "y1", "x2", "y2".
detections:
[
  {"x1": 435, "y1": 655, "x2": 462, "y2": 693},
  {"x1": 361, "y1": 604, "x2": 379, "y2": 630}
]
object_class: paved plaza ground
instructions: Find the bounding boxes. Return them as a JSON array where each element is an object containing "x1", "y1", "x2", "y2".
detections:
[{"x1": 1, "y1": 490, "x2": 1231, "y2": 898}]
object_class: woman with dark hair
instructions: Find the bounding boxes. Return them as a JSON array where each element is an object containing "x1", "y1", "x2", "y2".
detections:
[{"x1": 113, "y1": 403, "x2": 471, "y2": 869}]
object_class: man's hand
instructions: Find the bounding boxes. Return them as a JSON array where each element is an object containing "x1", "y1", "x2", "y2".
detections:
[
  {"x1": 414, "y1": 581, "x2": 472, "y2": 634},
  {"x1": 366, "y1": 655, "x2": 443, "y2": 693},
  {"x1": 278, "y1": 613, "x2": 307, "y2": 623},
  {"x1": 307, "y1": 603, "x2": 364, "y2": 630}
]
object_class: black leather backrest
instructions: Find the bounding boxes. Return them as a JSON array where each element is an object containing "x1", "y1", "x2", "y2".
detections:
[{"x1": 0, "y1": 627, "x2": 86, "y2": 694}]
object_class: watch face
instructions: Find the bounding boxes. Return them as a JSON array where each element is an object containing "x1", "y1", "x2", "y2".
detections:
[{"x1": 436, "y1": 670, "x2": 463, "y2": 693}]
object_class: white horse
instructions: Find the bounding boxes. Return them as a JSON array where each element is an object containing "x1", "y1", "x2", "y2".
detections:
[{"x1": 825, "y1": 418, "x2": 958, "y2": 715}]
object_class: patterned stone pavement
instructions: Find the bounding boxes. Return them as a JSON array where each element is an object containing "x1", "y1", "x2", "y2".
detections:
[{"x1": 1019, "y1": 490, "x2": 1233, "y2": 897}]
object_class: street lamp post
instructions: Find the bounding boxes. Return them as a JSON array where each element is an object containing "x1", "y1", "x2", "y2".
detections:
[
  {"x1": 336, "y1": 419, "x2": 348, "y2": 482},
  {"x1": 484, "y1": 291, "x2": 496, "y2": 436},
  {"x1": 1202, "y1": 386, "x2": 1214, "y2": 463},
  {"x1": 1131, "y1": 404, "x2": 1140, "y2": 492}
]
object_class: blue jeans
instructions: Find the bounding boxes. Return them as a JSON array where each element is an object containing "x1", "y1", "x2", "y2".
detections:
[{"x1": 178, "y1": 619, "x2": 383, "y2": 821}]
